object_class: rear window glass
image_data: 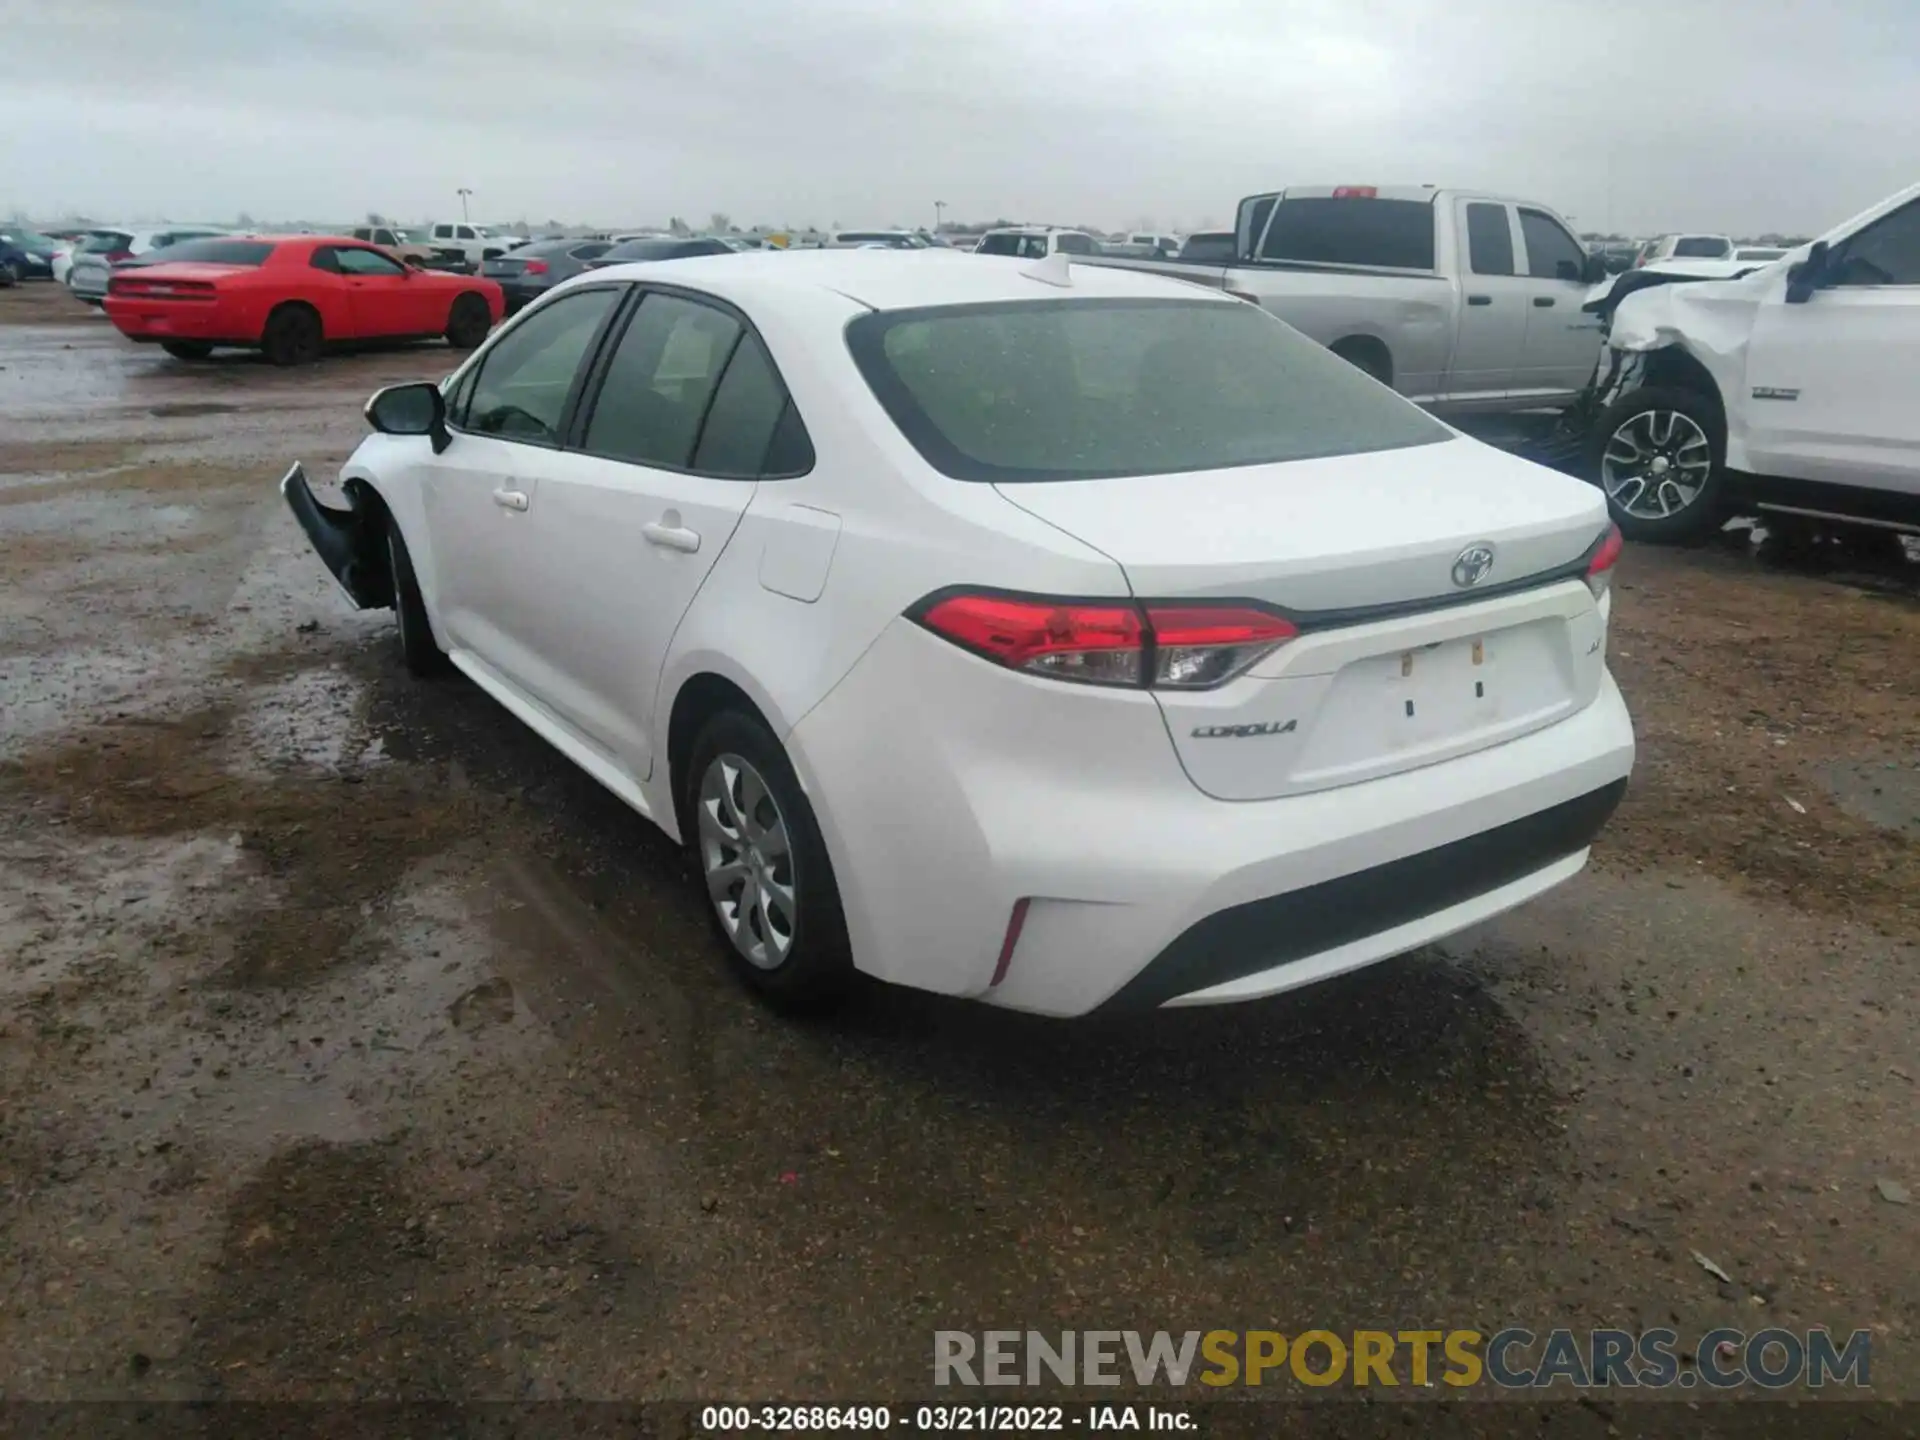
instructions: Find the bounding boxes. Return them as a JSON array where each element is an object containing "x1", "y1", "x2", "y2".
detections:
[
  {"x1": 846, "y1": 298, "x2": 1449, "y2": 484},
  {"x1": 80, "y1": 232, "x2": 133, "y2": 253},
  {"x1": 1672, "y1": 236, "x2": 1730, "y2": 258},
  {"x1": 1259, "y1": 198, "x2": 1436, "y2": 269},
  {"x1": 605, "y1": 240, "x2": 687, "y2": 262},
  {"x1": 975, "y1": 233, "x2": 1042, "y2": 258},
  {"x1": 135, "y1": 239, "x2": 273, "y2": 267}
]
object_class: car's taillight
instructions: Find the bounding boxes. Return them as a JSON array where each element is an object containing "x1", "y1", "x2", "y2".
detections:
[
  {"x1": 1585, "y1": 523, "x2": 1623, "y2": 600},
  {"x1": 913, "y1": 592, "x2": 1297, "y2": 690},
  {"x1": 522, "y1": 260, "x2": 549, "y2": 275}
]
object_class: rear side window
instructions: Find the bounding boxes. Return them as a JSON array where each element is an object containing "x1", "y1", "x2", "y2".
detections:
[
  {"x1": 1672, "y1": 236, "x2": 1730, "y2": 258},
  {"x1": 1259, "y1": 199, "x2": 1435, "y2": 269},
  {"x1": 580, "y1": 293, "x2": 742, "y2": 468},
  {"x1": 133, "y1": 239, "x2": 272, "y2": 267},
  {"x1": 1465, "y1": 203, "x2": 1514, "y2": 276},
  {"x1": 1518, "y1": 210, "x2": 1586, "y2": 280},
  {"x1": 847, "y1": 298, "x2": 1448, "y2": 484},
  {"x1": 975, "y1": 233, "x2": 1035, "y2": 258},
  {"x1": 690, "y1": 335, "x2": 806, "y2": 477},
  {"x1": 1056, "y1": 233, "x2": 1096, "y2": 256},
  {"x1": 1831, "y1": 201, "x2": 1920, "y2": 286},
  {"x1": 464, "y1": 288, "x2": 620, "y2": 444}
]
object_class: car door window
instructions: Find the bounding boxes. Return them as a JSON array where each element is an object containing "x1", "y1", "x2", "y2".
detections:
[
  {"x1": 579, "y1": 293, "x2": 743, "y2": 468},
  {"x1": 334, "y1": 247, "x2": 407, "y2": 277},
  {"x1": 309, "y1": 246, "x2": 342, "y2": 273},
  {"x1": 1466, "y1": 203, "x2": 1515, "y2": 276},
  {"x1": 1830, "y1": 202, "x2": 1920, "y2": 287},
  {"x1": 1056, "y1": 233, "x2": 1096, "y2": 256},
  {"x1": 434, "y1": 225, "x2": 452, "y2": 240},
  {"x1": 456, "y1": 226, "x2": 477, "y2": 241},
  {"x1": 1518, "y1": 209, "x2": 1586, "y2": 281},
  {"x1": 690, "y1": 334, "x2": 795, "y2": 477},
  {"x1": 464, "y1": 288, "x2": 621, "y2": 444}
]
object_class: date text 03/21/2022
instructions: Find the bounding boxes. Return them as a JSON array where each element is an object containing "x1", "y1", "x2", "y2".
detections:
[{"x1": 700, "y1": 1404, "x2": 1192, "y2": 1432}]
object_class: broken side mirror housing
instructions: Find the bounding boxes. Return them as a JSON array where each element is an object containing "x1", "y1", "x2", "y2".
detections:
[
  {"x1": 1785, "y1": 239, "x2": 1830, "y2": 304},
  {"x1": 365, "y1": 380, "x2": 450, "y2": 453}
]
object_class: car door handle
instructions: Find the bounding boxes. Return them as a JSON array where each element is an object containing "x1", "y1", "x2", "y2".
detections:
[
  {"x1": 1467, "y1": 295, "x2": 1493, "y2": 306},
  {"x1": 642, "y1": 521, "x2": 702, "y2": 553},
  {"x1": 491, "y1": 487, "x2": 530, "y2": 512},
  {"x1": 1533, "y1": 296, "x2": 1556, "y2": 308}
]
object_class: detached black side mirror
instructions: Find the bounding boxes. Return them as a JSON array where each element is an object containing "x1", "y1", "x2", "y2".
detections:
[
  {"x1": 365, "y1": 381, "x2": 450, "y2": 453},
  {"x1": 1785, "y1": 240, "x2": 1829, "y2": 304}
]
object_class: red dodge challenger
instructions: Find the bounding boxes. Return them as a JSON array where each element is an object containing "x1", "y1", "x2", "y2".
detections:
[{"x1": 102, "y1": 235, "x2": 504, "y2": 365}]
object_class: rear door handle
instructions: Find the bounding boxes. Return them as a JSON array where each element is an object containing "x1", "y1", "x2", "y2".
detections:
[
  {"x1": 1467, "y1": 295, "x2": 1493, "y2": 306},
  {"x1": 1533, "y1": 296, "x2": 1556, "y2": 308},
  {"x1": 491, "y1": 487, "x2": 530, "y2": 512},
  {"x1": 642, "y1": 521, "x2": 702, "y2": 553}
]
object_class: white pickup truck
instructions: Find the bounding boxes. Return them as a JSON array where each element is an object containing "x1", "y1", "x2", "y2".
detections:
[
  {"x1": 420, "y1": 222, "x2": 527, "y2": 271},
  {"x1": 1581, "y1": 180, "x2": 1920, "y2": 544},
  {"x1": 1080, "y1": 184, "x2": 1610, "y2": 416}
]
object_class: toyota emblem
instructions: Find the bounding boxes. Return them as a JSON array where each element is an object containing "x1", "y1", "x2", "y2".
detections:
[{"x1": 1451, "y1": 543, "x2": 1496, "y2": 588}]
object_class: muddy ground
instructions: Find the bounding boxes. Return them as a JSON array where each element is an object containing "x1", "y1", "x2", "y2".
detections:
[{"x1": 1, "y1": 279, "x2": 1916, "y2": 1420}]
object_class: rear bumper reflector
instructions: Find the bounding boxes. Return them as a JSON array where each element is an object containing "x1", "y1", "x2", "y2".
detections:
[{"x1": 990, "y1": 898, "x2": 1032, "y2": 988}]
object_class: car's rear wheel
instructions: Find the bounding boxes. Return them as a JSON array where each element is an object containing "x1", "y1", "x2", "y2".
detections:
[
  {"x1": 1590, "y1": 386, "x2": 1727, "y2": 544},
  {"x1": 262, "y1": 303, "x2": 323, "y2": 366},
  {"x1": 686, "y1": 710, "x2": 852, "y2": 1010},
  {"x1": 161, "y1": 340, "x2": 213, "y2": 361},
  {"x1": 385, "y1": 517, "x2": 448, "y2": 678},
  {"x1": 445, "y1": 293, "x2": 492, "y2": 349},
  {"x1": 0, "y1": 261, "x2": 18, "y2": 287}
]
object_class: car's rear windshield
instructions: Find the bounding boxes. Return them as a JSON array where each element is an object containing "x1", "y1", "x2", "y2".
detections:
[
  {"x1": 605, "y1": 240, "x2": 690, "y2": 261},
  {"x1": 80, "y1": 232, "x2": 134, "y2": 253},
  {"x1": 1673, "y1": 236, "x2": 1731, "y2": 258},
  {"x1": 846, "y1": 297, "x2": 1450, "y2": 484},
  {"x1": 1259, "y1": 198, "x2": 1436, "y2": 269},
  {"x1": 136, "y1": 239, "x2": 273, "y2": 267}
]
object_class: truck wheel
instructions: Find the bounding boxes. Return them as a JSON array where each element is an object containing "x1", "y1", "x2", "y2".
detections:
[
  {"x1": 445, "y1": 293, "x2": 492, "y2": 349},
  {"x1": 1589, "y1": 386, "x2": 1727, "y2": 544},
  {"x1": 261, "y1": 303, "x2": 323, "y2": 366}
]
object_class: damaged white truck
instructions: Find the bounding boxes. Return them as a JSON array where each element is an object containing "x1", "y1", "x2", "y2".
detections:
[{"x1": 1581, "y1": 181, "x2": 1919, "y2": 544}]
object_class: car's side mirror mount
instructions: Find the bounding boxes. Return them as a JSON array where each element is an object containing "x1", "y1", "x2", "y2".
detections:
[
  {"x1": 1785, "y1": 240, "x2": 1829, "y2": 304},
  {"x1": 365, "y1": 381, "x2": 450, "y2": 453},
  {"x1": 1579, "y1": 254, "x2": 1607, "y2": 284}
]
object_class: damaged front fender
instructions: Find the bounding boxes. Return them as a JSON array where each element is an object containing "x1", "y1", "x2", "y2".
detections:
[{"x1": 279, "y1": 464, "x2": 392, "y2": 610}]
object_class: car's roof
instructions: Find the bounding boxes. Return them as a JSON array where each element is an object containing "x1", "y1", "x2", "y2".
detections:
[{"x1": 575, "y1": 247, "x2": 1233, "y2": 313}]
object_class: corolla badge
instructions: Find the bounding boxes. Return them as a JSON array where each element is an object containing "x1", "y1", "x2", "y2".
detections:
[{"x1": 1451, "y1": 542, "x2": 1496, "y2": 589}]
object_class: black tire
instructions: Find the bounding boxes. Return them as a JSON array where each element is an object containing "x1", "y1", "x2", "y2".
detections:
[
  {"x1": 684, "y1": 710, "x2": 852, "y2": 1010},
  {"x1": 161, "y1": 340, "x2": 213, "y2": 361},
  {"x1": 0, "y1": 262, "x2": 18, "y2": 288},
  {"x1": 385, "y1": 517, "x2": 448, "y2": 678},
  {"x1": 261, "y1": 303, "x2": 323, "y2": 366},
  {"x1": 1587, "y1": 385, "x2": 1727, "y2": 544},
  {"x1": 445, "y1": 293, "x2": 491, "y2": 349}
]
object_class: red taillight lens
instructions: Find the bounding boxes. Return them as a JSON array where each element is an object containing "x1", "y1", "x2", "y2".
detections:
[
  {"x1": 1586, "y1": 523, "x2": 1623, "y2": 599},
  {"x1": 1332, "y1": 186, "x2": 1379, "y2": 199},
  {"x1": 914, "y1": 593, "x2": 1296, "y2": 690},
  {"x1": 523, "y1": 260, "x2": 549, "y2": 275}
]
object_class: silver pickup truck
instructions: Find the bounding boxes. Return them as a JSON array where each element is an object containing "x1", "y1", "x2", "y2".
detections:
[{"x1": 1082, "y1": 185, "x2": 1612, "y2": 416}]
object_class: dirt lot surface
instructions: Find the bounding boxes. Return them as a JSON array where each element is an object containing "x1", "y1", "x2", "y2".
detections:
[{"x1": 2, "y1": 281, "x2": 1916, "y2": 1422}]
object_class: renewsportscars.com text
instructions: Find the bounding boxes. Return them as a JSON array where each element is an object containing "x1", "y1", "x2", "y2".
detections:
[{"x1": 933, "y1": 1328, "x2": 1871, "y2": 1390}]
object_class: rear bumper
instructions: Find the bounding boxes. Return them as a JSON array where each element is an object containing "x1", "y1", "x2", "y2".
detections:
[
  {"x1": 104, "y1": 300, "x2": 231, "y2": 341},
  {"x1": 788, "y1": 619, "x2": 1634, "y2": 1017},
  {"x1": 498, "y1": 281, "x2": 553, "y2": 311}
]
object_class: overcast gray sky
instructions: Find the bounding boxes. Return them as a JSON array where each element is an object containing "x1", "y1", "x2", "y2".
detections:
[{"x1": 1, "y1": 0, "x2": 1912, "y2": 236}]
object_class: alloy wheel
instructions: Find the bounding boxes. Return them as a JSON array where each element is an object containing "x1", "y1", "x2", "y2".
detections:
[
  {"x1": 697, "y1": 753, "x2": 796, "y2": 970},
  {"x1": 1601, "y1": 409, "x2": 1713, "y2": 520}
]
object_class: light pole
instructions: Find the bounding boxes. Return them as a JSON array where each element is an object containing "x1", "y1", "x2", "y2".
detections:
[
  {"x1": 934, "y1": 199, "x2": 946, "y2": 234},
  {"x1": 456, "y1": 188, "x2": 473, "y2": 222}
]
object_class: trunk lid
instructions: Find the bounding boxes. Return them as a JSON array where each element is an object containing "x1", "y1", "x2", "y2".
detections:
[
  {"x1": 481, "y1": 256, "x2": 528, "y2": 278},
  {"x1": 995, "y1": 436, "x2": 1613, "y2": 801}
]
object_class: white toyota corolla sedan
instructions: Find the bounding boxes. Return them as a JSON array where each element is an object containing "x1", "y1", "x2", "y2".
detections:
[{"x1": 283, "y1": 249, "x2": 1634, "y2": 1017}]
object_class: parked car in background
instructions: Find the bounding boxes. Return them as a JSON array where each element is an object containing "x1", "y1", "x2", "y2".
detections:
[
  {"x1": 1585, "y1": 181, "x2": 1920, "y2": 543},
  {"x1": 423, "y1": 223, "x2": 521, "y2": 271},
  {"x1": 0, "y1": 232, "x2": 60, "y2": 280},
  {"x1": 586, "y1": 236, "x2": 737, "y2": 267},
  {"x1": 280, "y1": 248, "x2": 1630, "y2": 1017},
  {"x1": 821, "y1": 230, "x2": 930, "y2": 249},
  {"x1": 482, "y1": 237, "x2": 614, "y2": 312},
  {"x1": 1636, "y1": 234, "x2": 1733, "y2": 267},
  {"x1": 101, "y1": 234, "x2": 502, "y2": 365},
  {"x1": 1125, "y1": 231, "x2": 1183, "y2": 257},
  {"x1": 975, "y1": 227, "x2": 1100, "y2": 258},
  {"x1": 1177, "y1": 231, "x2": 1238, "y2": 261},
  {"x1": 1082, "y1": 185, "x2": 1609, "y2": 416},
  {"x1": 51, "y1": 229, "x2": 124, "y2": 285},
  {"x1": 350, "y1": 226, "x2": 444, "y2": 267},
  {"x1": 69, "y1": 227, "x2": 230, "y2": 306}
]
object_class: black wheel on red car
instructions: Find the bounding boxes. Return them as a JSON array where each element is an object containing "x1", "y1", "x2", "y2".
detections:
[
  {"x1": 445, "y1": 294, "x2": 492, "y2": 349},
  {"x1": 385, "y1": 516, "x2": 448, "y2": 679},
  {"x1": 161, "y1": 341, "x2": 213, "y2": 361},
  {"x1": 262, "y1": 303, "x2": 323, "y2": 366},
  {"x1": 684, "y1": 708, "x2": 852, "y2": 1011}
]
